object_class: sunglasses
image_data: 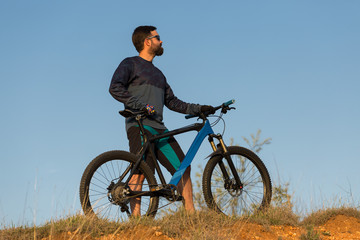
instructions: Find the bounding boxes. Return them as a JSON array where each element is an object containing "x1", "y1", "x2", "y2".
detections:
[{"x1": 147, "y1": 35, "x2": 160, "y2": 41}]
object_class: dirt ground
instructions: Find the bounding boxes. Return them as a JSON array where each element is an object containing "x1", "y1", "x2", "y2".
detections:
[{"x1": 42, "y1": 214, "x2": 360, "y2": 240}]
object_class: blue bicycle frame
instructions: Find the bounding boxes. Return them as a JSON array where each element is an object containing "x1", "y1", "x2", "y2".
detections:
[
  {"x1": 168, "y1": 120, "x2": 214, "y2": 186},
  {"x1": 127, "y1": 99, "x2": 235, "y2": 190}
]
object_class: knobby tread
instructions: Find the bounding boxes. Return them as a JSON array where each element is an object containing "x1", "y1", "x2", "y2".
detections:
[
  {"x1": 202, "y1": 146, "x2": 272, "y2": 215},
  {"x1": 79, "y1": 150, "x2": 159, "y2": 219}
]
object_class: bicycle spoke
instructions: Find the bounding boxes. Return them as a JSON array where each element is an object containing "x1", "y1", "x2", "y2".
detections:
[
  {"x1": 110, "y1": 161, "x2": 117, "y2": 181},
  {"x1": 92, "y1": 175, "x2": 110, "y2": 188},
  {"x1": 80, "y1": 155, "x2": 158, "y2": 222},
  {"x1": 205, "y1": 147, "x2": 271, "y2": 217}
]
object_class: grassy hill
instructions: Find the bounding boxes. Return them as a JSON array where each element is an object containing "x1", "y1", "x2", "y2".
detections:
[{"x1": 1, "y1": 206, "x2": 360, "y2": 240}]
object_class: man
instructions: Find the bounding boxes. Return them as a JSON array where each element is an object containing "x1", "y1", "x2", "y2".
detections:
[{"x1": 109, "y1": 26, "x2": 214, "y2": 216}]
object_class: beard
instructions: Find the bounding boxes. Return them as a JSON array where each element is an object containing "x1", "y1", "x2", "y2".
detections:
[
  {"x1": 150, "y1": 44, "x2": 164, "y2": 56},
  {"x1": 155, "y1": 47, "x2": 164, "y2": 56}
]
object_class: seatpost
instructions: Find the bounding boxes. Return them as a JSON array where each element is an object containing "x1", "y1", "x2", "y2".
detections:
[{"x1": 136, "y1": 114, "x2": 147, "y2": 142}]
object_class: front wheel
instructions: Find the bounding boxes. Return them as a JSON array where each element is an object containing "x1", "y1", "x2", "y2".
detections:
[
  {"x1": 79, "y1": 150, "x2": 159, "y2": 221},
  {"x1": 202, "y1": 146, "x2": 272, "y2": 216}
]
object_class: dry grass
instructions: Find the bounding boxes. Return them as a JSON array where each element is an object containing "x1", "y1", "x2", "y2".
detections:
[
  {"x1": 247, "y1": 205, "x2": 300, "y2": 227},
  {"x1": 300, "y1": 206, "x2": 360, "y2": 227},
  {"x1": 155, "y1": 209, "x2": 237, "y2": 239},
  {"x1": 2, "y1": 206, "x2": 360, "y2": 240},
  {"x1": 0, "y1": 214, "x2": 121, "y2": 240}
]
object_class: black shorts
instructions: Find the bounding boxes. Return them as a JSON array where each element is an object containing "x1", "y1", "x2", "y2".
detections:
[{"x1": 127, "y1": 125, "x2": 188, "y2": 175}]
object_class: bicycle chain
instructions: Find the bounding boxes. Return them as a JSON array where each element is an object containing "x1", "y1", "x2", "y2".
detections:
[{"x1": 116, "y1": 183, "x2": 183, "y2": 214}]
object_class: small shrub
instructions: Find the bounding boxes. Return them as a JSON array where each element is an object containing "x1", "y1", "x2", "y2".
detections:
[
  {"x1": 248, "y1": 205, "x2": 299, "y2": 226},
  {"x1": 300, "y1": 225, "x2": 321, "y2": 240},
  {"x1": 157, "y1": 209, "x2": 236, "y2": 238},
  {"x1": 272, "y1": 182, "x2": 292, "y2": 209},
  {"x1": 301, "y1": 207, "x2": 360, "y2": 226}
]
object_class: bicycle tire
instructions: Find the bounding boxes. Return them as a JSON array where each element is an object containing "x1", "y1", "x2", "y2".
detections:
[
  {"x1": 79, "y1": 150, "x2": 159, "y2": 221},
  {"x1": 202, "y1": 146, "x2": 272, "y2": 216}
]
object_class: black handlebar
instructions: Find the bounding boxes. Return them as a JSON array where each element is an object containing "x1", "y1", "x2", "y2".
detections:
[
  {"x1": 185, "y1": 99, "x2": 235, "y2": 119},
  {"x1": 119, "y1": 99, "x2": 235, "y2": 120}
]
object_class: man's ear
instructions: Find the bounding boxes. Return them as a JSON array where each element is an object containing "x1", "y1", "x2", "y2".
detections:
[{"x1": 144, "y1": 38, "x2": 151, "y2": 47}]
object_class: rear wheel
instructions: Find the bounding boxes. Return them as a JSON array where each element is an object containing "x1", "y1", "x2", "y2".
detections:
[
  {"x1": 202, "y1": 146, "x2": 272, "y2": 216},
  {"x1": 79, "y1": 150, "x2": 159, "y2": 221}
]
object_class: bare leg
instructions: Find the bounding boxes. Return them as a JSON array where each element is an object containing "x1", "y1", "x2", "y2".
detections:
[
  {"x1": 177, "y1": 167, "x2": 195, "y2": 213},
  {"x1": 128, "y1": 173, "x2": 145, "y2": 216}
]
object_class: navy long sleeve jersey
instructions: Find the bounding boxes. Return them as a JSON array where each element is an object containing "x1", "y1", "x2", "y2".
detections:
[{"x1": 109, "y1": 56, "x2": 201, "y2": 130}]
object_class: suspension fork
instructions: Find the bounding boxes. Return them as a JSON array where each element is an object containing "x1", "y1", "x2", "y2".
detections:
[{"x1": 208, "y1": 134, "x2": 243, "y2": 189}]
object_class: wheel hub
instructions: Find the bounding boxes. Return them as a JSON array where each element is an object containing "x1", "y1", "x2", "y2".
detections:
[
  {"x1": 224, "y1": 179, "x2": 243, "y2": 197},
  {"x1": 107, "y1": 182, "x2": 130, "y2": 205}
]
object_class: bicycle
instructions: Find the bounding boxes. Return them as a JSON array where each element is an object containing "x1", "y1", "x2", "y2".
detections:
[{"x1": 79, "y1": 100, "x2": 272, "y2": 221}]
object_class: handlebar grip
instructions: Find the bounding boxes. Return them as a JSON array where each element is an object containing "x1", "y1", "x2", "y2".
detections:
[{"x1": 223, "y1": 99, "x2": 235, "y2": 107}]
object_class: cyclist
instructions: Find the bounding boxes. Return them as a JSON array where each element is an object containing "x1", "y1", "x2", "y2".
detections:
[{"x1": 109, "y1": 25, "x2": 214, "y2": 216}]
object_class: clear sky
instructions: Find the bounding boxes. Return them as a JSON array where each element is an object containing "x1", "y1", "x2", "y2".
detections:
[{"x1": 1, "y1": 0, "x2": 359, "y2": 227}]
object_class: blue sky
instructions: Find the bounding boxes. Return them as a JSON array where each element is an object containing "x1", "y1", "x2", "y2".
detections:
[{"x1": 1, "y1": 1, "x2": 359, "y2": 226}]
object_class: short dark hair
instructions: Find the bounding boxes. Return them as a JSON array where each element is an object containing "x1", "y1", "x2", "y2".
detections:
[{"x1": 132, "y1": 26, "x2": 157, "y2": 53}]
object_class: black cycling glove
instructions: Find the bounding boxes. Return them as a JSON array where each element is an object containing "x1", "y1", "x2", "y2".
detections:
[{"x1": 200, "y1": 105, "x2": 216, "y2": 115}]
